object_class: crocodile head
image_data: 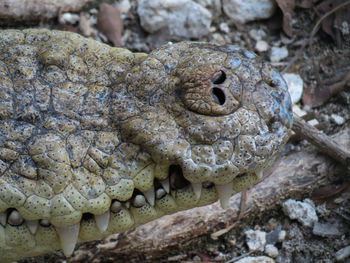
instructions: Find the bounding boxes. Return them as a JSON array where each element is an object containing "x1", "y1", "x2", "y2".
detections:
[
  {"x1": 115, "y1": 41, "x2": 293, "y2": 208},
  {"x1": 0, "y1": 30, "x2": 292, "y2": 262}
]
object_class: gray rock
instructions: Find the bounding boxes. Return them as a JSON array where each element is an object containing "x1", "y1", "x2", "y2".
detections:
[
  {"x1": 137, "y1": 0, "x2": 212, "y2": 38},
  {"x1": 312, "y1": 222, "x2": 343, "y2": 237},
  {"x1": 236, "y1": 256, "x2": 275, "y2": 263},
  {"x1": 266, "y1": 226, "x2": 282, "y2": 244},
  {"x1": 265, "y1": 244, "x2": 279, "y2": 258},
  {"x1": 270, "y1": 46, "x2": 288, "y2": 62},
  {"x1": 331, "y1": 114, "x2": 345, "y2": 125},
  {"x1": 223, "y1": 0, "x2": 276, "y2": 24},
  {"x1": 245, "y1": 229, "x2": 267, "y2": 252},
  {"x1": 283, "y1": 73, "x2": 303, "y2": 104},
  {"x1": 278, "y1": 230, "x2": 287, "y2": 242},
  {"x1": 282, "y1": 199, "x2": 318, "y2": 227},
  {"x1": 255, "y1": 40, "x2": 269, "y2": 52},
  {"x1": 336, "y1": 246, "x2": 350, "y2": 262}
]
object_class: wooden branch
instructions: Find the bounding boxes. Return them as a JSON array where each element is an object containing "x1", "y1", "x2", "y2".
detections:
[
  {"x1": 292, "y1": 114, "x2": 350, "y2": 167},
  {"x1": 66, "y1": 128, "x2": 350, "y2": 263}
]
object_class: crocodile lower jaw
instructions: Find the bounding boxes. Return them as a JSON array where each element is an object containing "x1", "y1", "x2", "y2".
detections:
[{"x1": 1, "y1": 165, "x2": 260, "y2": 258}]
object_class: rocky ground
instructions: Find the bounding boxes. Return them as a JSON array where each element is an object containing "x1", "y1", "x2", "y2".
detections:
[{"x1": 1, "y1": 0, "x2": 350, "y2": 262}]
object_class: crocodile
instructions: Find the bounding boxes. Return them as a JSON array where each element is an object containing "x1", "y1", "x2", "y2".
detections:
[{"x1": 0, "y1": 29, "x2": 293, "y2": 262}]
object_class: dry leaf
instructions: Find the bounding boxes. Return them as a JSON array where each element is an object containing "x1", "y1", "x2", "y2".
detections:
[
  {"x1": 296, "y1": 0, "x2": 313, "y2": 9},
  {"x1": 275, "y1": 0, "x2": 295, "y2": 37},
  {"x1": 302, "y1": 71, "x2": 350, "y2": 107},
  {"x1": 97, "y1": 3, "x2": 123, "y2": 47}
]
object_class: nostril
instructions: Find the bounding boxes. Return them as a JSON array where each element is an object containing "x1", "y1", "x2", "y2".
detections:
[
  {"x1": 211, "y1": 70, "x2": 226, "y2": 84},
  {"x1": 211, "y1": 87, "x2": 226, "y2": 105}
]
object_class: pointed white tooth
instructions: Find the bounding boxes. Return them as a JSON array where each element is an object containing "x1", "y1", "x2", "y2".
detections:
[
  {"x1": 0, "y1": 212, "x2": 6, "y2": 226},
  {"x1": 215, "y1": 182, "x2": 233, "y2": 209},
  {"x1": 191, "y1": 183, "x2": 202, "y2": 199},
  {"x1": 26, "y1": 220, "x2": 39, "y2": 234},
  {"x1": 56, "y1": 223, "x2": 80, "y2": 257},
  {"x1": 110, "y1": 200, "x2": 122, "y2": 213},
  {"x1": 256, "y1": 169, "x2": 263, "y2": 179},
  {"x1": 132, "y1": 195, "x2": 146, "y2": 208},
  {"x1": 156, "y1": 188, "x2": 166, "y2": 199},
  {"x1": 143, "y1": 186, "x2": 155, "y2": 206},
  {"x1": 39, "y1": 219, "x2": 51, "y2": 227},
  {"x1": 8, "y1": 210, "x2": 23, "y2": 226},
  {"x1": 160, "y1": 178, "x2": 170, "y2": 193},
  {"x1": 95, "y1": 210, "x2": 110, "y2": 232}
]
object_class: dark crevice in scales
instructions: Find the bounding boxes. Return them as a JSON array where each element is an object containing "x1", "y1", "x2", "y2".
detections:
[{"x1": 169, "y1": 164, "x2": 189, "y2": 189}]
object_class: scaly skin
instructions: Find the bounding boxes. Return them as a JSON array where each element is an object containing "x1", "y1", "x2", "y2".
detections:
[{"x1": 0, "y1": 29, "x2": 292, "y2": 262}]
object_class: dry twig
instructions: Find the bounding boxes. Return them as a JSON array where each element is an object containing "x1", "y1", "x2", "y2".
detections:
[{"x1": 292, "y1": 114, "x2": 350, "y2": 167}]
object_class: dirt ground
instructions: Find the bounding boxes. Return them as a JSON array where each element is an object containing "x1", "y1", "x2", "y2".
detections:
[{"x1": 1, "y1": 0, "x2": 350, "y2": 262}]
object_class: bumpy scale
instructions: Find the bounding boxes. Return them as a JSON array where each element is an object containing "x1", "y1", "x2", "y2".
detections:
[{"x1": 0, "y1": 29, "x2": 293, "y2": 262}]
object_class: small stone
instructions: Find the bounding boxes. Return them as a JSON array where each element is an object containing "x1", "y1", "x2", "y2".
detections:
[
  {"x1": 265, "y1": 244, "x2": 279, "y2": 258},
  {"x1": 270, "y1": 46, "x2": 288, "y2": 62},
  {"x1": 59, "y1": 13, "x2": 80, "y2": 25},
  {"x1": 249, "y1": 29, "x2": 267, "y2": 41},
  {"x1": 228, "y1": 238, "x2": 236, "y2": 246},
  {"x1": 219, "y1": 22, "x2": 230, "y2": 33},
  {"x1": 282, "y1": 199, "x2": 318, "y2": 227},
  {"x1": 277, "y1": 230, "x2": 287, "y2": 242},
  {"x1": 117, "y1": 0, "x2": 131, "y2": 14},
  {"x1": 192, "y1": 255, "x2": 201, "y2": 261},
  {"x1": 283, "y1": 73, "x2": 303, "y2": 104},
  {"x1": 312, "y1": 222, "x2": 343, "y2": 237},
  {"x1": 335, "y1": 245, "x2": 350, "y2": 262},
  {"x1": 307, "y1": 119, "x2": 319, "y2": 126},
  {"x1": 245, "y1": 229, "x2": 266, "y2": 252},
  {"x1": 211, "y1": 33, "x2": 226, "y2": 45},
  {"x1": 223, "y1": 0, "x2": 276, "y2": 24},
  {"x1": 292, "y1": 105, "x2": 307, "y2": 117},
  {"x1": 266, "y1": 226, "x2": 282, "y2": 244},
  {"x1": 236, "y1": 256, "x2": 275, "y2": 263},
  {"x1": 330, "y1": 114, "x2": 345, "y2": 125},
  {"x1": 137, "y1": 0, "x2": 212, "y2": 38},
  {"x1": 255, "y1": 40, "x2": 269, "y2": 52}
]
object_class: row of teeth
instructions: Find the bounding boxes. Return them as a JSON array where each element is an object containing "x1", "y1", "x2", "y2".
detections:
[{"x1": 0, "y1": 169, "x2": 260, "y2": 257}]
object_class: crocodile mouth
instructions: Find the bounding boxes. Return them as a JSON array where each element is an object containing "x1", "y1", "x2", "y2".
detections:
[{"x1": 0, "y1": 164, "x2": 258, "y2": 258}]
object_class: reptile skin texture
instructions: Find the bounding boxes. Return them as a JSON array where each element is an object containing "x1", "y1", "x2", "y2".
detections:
[{"x1": 0, "y1": 29, "x2": 292, "y2": 262}]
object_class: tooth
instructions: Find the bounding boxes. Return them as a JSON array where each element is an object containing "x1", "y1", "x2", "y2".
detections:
[
  {"x1": 55, "y1": 223, "x2": 80, "y2": 257},
  {"x1": 156, "y1": 188, "x2": 166, "y2": 199},
  {"x1": 110, "y1": 200, "x2": 122, "y2": 213},
  {"x1": 26, "y1": 220, "x2": 39, "y2": 234},
  {"x1": 95, "y1": 210, "x2": 110, "y2": 232},
  {"x1": 143, "y1": 186, "x2": 155, "y2": 206},
  {"x1": 215, "y1": 182, "x2": 233, "y2": 209},
  {"x1": 124, "y1": 201, "x2": 130, "y2": 209},
  {"x1": 8, "y1": 210, "x2": 24, "y2": 226},
  {"x1": 256, "y1": 169, "x2": 263, "y2": 179},
  {"x1": 39, "y1": 219, "x2": 51, "y2": 227},
  {"x1": 132, "y1": 194, "x2": 146, "y2": 208},
  {"x1": 160, "y1": 178, "x2": 170, "y2": 193},
  {"x1": 191, "y1": 183, "x2": 202, "y2": 199},
  {"x1": 0, "y1": 212, "x2": 6, "y2": 226}
]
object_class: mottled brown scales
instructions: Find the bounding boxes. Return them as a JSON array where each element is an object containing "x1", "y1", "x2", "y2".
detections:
[{"x1": 0, "y1": 29, "x2": 292, "y2": 262}]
